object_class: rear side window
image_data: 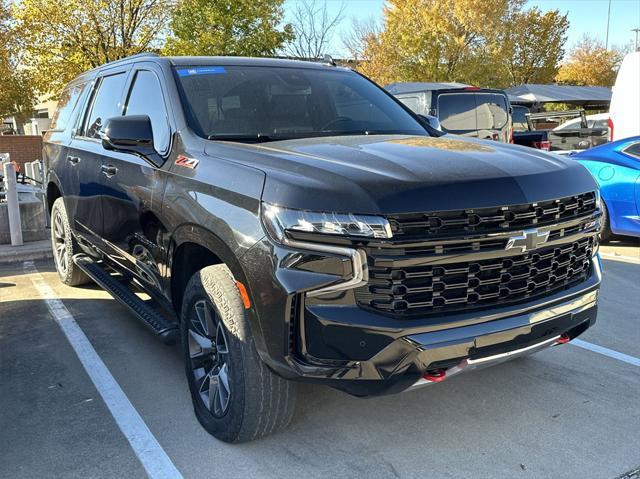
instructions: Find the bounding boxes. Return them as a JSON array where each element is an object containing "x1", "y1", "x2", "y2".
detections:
[
  {"x1": 622, "y1": 142, "x2": 640, "y2": 159},
  {"x1": 438, "y1": 94, "x2": 476, "y2": 131},
  {"x1": 84, "y1": 73, "x2": 128, "y2": 139},
  {"x1": 50, "y1": 83, "x2": 87, "y2": 131},
  {"x1": 124, "y1": 70, "x2": 170, "y2": 154}
]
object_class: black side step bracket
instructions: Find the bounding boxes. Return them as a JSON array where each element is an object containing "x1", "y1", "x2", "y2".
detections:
[{"x1": 73, "y1": 255, "x2": 179, "y2": 345}]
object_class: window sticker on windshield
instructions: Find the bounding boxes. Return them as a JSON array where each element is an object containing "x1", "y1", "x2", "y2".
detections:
[{"x1": 176, "y1": 66, "x2": 226, "y2": 76}]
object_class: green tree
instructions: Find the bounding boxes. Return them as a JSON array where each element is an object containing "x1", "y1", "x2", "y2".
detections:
[
  {"x1": 356, "y1": 0, "x2": 523, "y2": 86},
  {"x1": 352, "y1": 0, "x2": 568, "y2": 89},
  {"x1": 0, "y1": 0, "x2": 35, "y2": 121},
  {"x1": 556, "y1": 36, "x2": 622, "y2": 87},
  {"x1": 13, "y1": 0, "x2": 171, "y2": 96},
  {"x1": 498, "y1": 7, "x2": 569, "y2": 86},
  {"x1": 165, "y1": 0, "x2": 293, "y2": 56}
]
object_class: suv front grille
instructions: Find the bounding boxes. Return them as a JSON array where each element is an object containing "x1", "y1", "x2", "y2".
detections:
[
  {"x1": 355, "y1": 236, "x2": 595, "y2": 316},
  {"x1": 388, "y1": 192, "x2": 597, "y2": 239}
]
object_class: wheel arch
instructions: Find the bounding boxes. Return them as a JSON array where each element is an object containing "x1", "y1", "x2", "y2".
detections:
[
  {"x1": 168, "y1": 224, "x2": 253, "y2": 317},
  {"x1": 46, "y1": 181, "x2": 62, "y2": 213}
]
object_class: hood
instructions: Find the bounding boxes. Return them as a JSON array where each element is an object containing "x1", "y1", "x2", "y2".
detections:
[{"x1": 204, "y1": 135, "x2": 598, "y2": 215}]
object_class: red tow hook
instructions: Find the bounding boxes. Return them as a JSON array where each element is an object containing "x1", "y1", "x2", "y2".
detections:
[
  {"x1": 423, "y1": 369, "x2": 447, "y2": 382},
  {"x1": 556, "y1": 334, "x2": 571, "y2": 344}
]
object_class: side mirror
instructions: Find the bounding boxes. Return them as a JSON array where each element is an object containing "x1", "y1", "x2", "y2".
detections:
[
  {"x1": 418, "y1": 114, "x2": 442, "y2": 131},
  {"x1": 101, "y1": 115, "x2": 156, "y2": 158}
]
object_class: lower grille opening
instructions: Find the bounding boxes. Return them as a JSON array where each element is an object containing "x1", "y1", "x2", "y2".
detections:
[{"x1": 356, "y1": 237, "x2": 595, "y2": 317}]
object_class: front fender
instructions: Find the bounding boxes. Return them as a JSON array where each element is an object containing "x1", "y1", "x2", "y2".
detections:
[{"x1": 169, "y1": 223, "x2": 253, "y2": 280}]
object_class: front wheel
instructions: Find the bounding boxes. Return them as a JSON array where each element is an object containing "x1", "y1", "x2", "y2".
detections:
[
  {"x1": 181, "y1": 264, "x2": 296, "y2": 443},
  {"x1": 50, "y1": 198, "x2": 90, "y2": 286}
]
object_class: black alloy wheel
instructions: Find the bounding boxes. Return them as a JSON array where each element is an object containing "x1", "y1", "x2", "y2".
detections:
[{"x1": 187, "y1": 299, "x2": 232, "y2": 418}]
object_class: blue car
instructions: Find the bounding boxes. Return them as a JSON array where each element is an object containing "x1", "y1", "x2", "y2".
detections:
[{"x1": 573, "y1": 136, "x2": 640, "y2": 240}]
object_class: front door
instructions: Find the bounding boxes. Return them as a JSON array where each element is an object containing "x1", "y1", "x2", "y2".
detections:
[{"x1": 98, "y1": 65, "x2": 173, "y2": 295}]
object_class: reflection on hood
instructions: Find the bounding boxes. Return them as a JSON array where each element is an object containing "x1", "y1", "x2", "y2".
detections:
[{"x1": 388, "y1": 136, "x2": 495, "y2": 152}]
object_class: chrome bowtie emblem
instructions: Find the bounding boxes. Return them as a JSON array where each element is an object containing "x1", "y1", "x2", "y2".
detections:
[{"x1": 505, "y1": 228, "x2": 550, "y2": 252}]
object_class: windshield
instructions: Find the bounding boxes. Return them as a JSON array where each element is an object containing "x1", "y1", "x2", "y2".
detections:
[{"x1": 174, "y1": 65, "x2": 428, "y2": 141}]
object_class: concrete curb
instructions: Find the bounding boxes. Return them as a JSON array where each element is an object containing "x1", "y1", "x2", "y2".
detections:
[{"x1": 0, "y1": 240, "x2": 53, "y2": 265}]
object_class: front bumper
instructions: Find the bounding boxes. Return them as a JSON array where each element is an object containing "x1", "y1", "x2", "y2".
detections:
[{"x1": 240, "y1": 235, "x2": 601, "y2": 397}]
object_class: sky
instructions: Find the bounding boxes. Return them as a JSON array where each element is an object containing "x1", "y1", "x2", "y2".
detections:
[{"x1": 283, "y1": 0, "x2": 640, "y2": 57}]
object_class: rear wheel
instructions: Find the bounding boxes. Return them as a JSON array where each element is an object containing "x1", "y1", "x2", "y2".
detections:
[
  {"x1": 181, "y1": 264, "x2": 296, "y2": 443},
  {"x1": 50, "y1": 198, "x2": 90, "y2": 286}
]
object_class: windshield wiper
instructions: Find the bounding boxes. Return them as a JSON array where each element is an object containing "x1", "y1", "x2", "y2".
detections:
[{"x1": 207, "y1": 133, "x2": 281, "y2": 143}]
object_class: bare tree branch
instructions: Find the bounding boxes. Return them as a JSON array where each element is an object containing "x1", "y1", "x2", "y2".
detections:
[
  {"x1": 342, "y1": 16, "x2": 380, "y2": 61},
  {"x1": 285, "y1": 0, "x2": 345, "y2": 59}
]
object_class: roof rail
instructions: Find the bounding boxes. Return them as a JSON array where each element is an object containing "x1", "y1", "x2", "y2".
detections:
[
  {"x1": 322, "y1": 54, "x2": 336, "y2": 67},
  {"x1": 94, "y1": 52, "x2": 160, "y2": 70}
]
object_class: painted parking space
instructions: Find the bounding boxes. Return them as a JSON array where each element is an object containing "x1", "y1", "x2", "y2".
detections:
[
  {"x1": 0, "y1": 262, "x2": 146, "y2": 479},
  {"x1": 1, "y1": 257, "x2": 639, "y2": 479}
]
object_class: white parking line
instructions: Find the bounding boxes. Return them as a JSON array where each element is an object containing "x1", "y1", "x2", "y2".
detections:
[
  {"x1": 600, "y1": 252, "x2": 640, "y2": 265},
  {"x1": 571, "y1": 339, "x2": 640, "y2": 367},
  {"x1": 24, "y1": 262, "x2": 183, "y2": 479}
]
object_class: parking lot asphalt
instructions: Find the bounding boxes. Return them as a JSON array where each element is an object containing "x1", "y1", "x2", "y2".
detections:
[{"x1": 1, "y1": 246, "x2": 639, "y2": 479}]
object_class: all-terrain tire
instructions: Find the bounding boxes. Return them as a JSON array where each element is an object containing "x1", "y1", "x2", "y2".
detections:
[
  {"x1": 181, "y1": 264, "x2": 296, "y2": 443},
  {"x1": 600, "y1": 200, "x2": 612, "y2": 242},
  {"x1": 50, "y1": 197, "x2": 90, "y2": 286}
]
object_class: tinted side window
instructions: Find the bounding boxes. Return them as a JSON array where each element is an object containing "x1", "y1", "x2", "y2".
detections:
[
  {"x1": 85, "y1": 73, "x2": 127, "y2": 139},
  {"x1": 124, "y1": 70, "x2": 170, "y2": 153},
  {"x1": 438, "y1": 94, "x2": 476, "y2": 131},
  {"x1": 623, "y1": 142, "x2": 640, "y2": 159},
  {"x1": 50, "y1": 83, "x2": 87, "y2": 131}
]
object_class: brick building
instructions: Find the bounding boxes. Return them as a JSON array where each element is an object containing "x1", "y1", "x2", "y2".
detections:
[{"x1": 0, "y1": 136, "x2": 43, "y2": 170}]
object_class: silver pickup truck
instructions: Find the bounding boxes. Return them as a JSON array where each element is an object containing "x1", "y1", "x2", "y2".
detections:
[{"x1": 527, "y1": 109, "x2": 609, "y2": 152}]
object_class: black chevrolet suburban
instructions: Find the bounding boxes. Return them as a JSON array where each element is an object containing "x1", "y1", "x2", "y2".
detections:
[{"x1": 44, "y1": 54, "x2": 602, "y2": 443}]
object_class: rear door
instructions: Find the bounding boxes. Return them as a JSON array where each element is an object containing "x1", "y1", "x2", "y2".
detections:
[
  {"x1": 67, "y1": 67, "x2": 131, "y2": 249},
  {"x1": 437, "y1": 92, "x2": 510, "y2": 141},
  {"x1": 98, "y1": 63, "x2": 173, "y2": 294},
  {"x1": 44, "y1": 81, "x2": 91, "y2": 225}
]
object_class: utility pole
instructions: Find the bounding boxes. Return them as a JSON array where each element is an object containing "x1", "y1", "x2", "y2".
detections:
[
  {"x1": 633, "y1": 28, "x2": 640, "y2": 51},
  {"x1": 605, "y1": 0, "x2": 612, "y2": 50}
]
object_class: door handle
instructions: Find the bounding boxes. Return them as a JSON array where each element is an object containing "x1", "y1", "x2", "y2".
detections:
[
  {"x1": 67, "y1": 156, "x2": 80, "y2": 165},
  {"x1": 101, "y1": 164, "x2": 118, "y2": 177}
]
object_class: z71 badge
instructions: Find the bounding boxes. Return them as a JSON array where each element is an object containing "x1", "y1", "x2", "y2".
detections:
[{"x1": 175, "y1": 155, "x2": 199, "y2": 169}]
